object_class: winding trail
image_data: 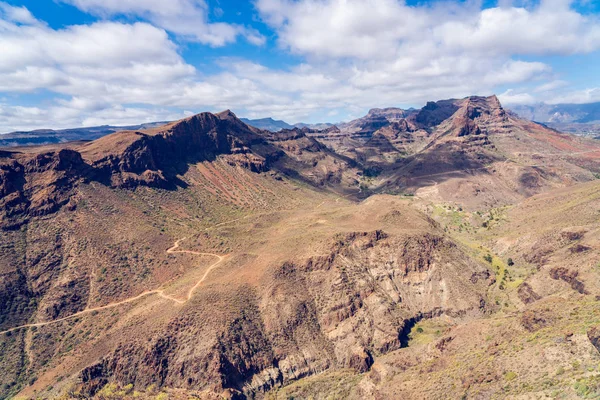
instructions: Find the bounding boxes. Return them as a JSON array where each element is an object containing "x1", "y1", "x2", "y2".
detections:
[{"x1": 0, "y1": 238, "x2": 226, "y2": 336}]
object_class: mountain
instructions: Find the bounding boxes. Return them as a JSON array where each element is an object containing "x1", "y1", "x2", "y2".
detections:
[
  {"x1": 0, "y1": 117, "x2": 333, "y2": 148},
  {"x1": 0, "y1": 122, "x2": 169, "y2": 147},
  {"x1": 340, "y1": 179, "x2": 600, "y2": 399},
  {"x1": 511, "y1": 102, "x2": 600, "y2": 123},
  {"x1": 511, "y1": 102, "x2": 600, "y2": 137},
  {"x1": 239, "y1": 117, "x2": 294, "y2": 132},
  {"x1": 2, "y1": 98, "x2": 600, "y2": 399},
  {"x1": 0, "y1": 111, "x2": 360, "y2": 229},
  {"x1": 314, "y1": 95, "x2": 600, "y2": 209},
  {"x1": 240, "y1": 118, "x2": 335, "y2": 132},
  {"x1": 292, "y1": 122, "x2": 335, "y2": 130}
]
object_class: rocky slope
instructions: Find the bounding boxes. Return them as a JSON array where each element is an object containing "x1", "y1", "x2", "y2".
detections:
[
  {"x1": 76, "y1": 220, "x2": 491, "y2": 399},
  {"x1": 321, "y1": 95, "x2": 600, "y2": 209},
  {"x1": 2, "y1": 97, "x2": 600, "y2": 400},
  {"x1": 0, "y1": 111, "x2": 361, "y2": 229}
]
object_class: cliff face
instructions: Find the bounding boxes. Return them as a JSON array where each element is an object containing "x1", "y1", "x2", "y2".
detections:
[
  {"x1": 83, "y1": 111, "x2": 270, "y2": 188},
  {"x1": 77, "y1": 226, "x2": 491, "y2": 398},
  {"x1": 0, "y1": 111, "x2": 364, "y2": 228},
  {"x1": 0, "y1": 112, "x2": 276, "y2": 228},
  {"x1": 0, "y1": 149, "x2": 91, "y2": 228},
  {"x1": 3, "y1": 97, "x2": 600, "y2": 400}
]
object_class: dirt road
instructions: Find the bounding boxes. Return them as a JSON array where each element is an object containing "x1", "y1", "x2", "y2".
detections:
[{"x1": 0, "y1": 238, "x2": 225, "y2": 335}]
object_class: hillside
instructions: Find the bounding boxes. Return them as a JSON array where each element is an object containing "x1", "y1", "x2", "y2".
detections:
[
  {"x1": 314, "y1": 95, "x2": 600, "y2": 210},
  {"x1": 1, "y1": 99, "x2": 600, "y2": 399}
]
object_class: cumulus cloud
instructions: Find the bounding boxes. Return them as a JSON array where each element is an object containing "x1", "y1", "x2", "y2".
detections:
[
  {"x1": 498, "y1": 89, "x2": 537, "y2": 105},
  {"x1": 1, "y1": 0, "x2": 600, "y2": 132},
  {"x1": 534, "y1": 80, "x2": 569, "y2": 93},
  {"x1": 60, "y1": 0, "x2": 265, "y2": 46},
  {"x1": 546, "y1": 88, "x2": 600, "y2": 104},
  {"x1": 0, "y1": 102, "x2": 189, "y2": 132},
  {"x1": 256, "y1": 0, "x2": 600, "y2": 59},
  {"x1": 0, "y1": 2, "x2": 38, "y2": 25}
]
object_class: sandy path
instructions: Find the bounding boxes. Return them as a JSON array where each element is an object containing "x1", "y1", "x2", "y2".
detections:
[{"x1": 0, "y1": 238, "x2": 225, "y2": 335}]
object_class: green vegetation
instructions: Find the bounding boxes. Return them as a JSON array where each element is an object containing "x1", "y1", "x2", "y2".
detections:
[
  {"x1": 573, "y1": 375, "x2": 600, "y2": 399},
  {"x1": 504, "y1": 371, "x2": 517, "y2": 381},
  {"x1": 408, "y1": 319, "x2": 451, "y2": 345},
  {"x1": 266, "y1": 369, "x2": 361, "y2": 400}
]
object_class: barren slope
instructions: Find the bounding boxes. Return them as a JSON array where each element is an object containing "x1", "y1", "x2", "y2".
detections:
[{"x1": 1, "y1": 101, "x2": 600, "y2": 400}]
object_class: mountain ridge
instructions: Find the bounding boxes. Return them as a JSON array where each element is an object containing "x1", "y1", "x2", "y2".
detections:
[{"x1": 2, "y1": 95, "x2": 600, "y2": 399}]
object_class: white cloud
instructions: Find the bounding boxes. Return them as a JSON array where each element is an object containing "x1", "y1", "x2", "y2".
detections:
[
  {"x1": 1, "y1": 0, "x2": 600, "y2": 132},
  {"x1": 0, "y1": 22, "x2": 183, "y2": 72},
  {"x1": 496, "y1": 86, "x2": 600, "y2": 107},
  {"x1": 483, "y1": 60, "x2": 551, "y2": 85},
  {"x1": 256, "y1": 0, "x2": 429, "y2": 59},
  {"x1": 60, "y1": 0, "x2": 265, "y2": 46},
  {"x1": 546, "y1": 88, "x2": 600, "y2": 104},
  {"x1": 256, "y1": 0, "x2": 600, "y2": 59},
  {"x1": 534, "y1": 80, "x2": 569, "y2": 93},
  {"x1": 0, "y1": 8, "x2": 197, "y2": 99},
  {"x1": 0, "y1": 102, "x2": 188, "y2": 132},
  {"x1": 0, "y1": 2, "x2": 38, "y2": 25},
  {"x1": 435, "y1": 3, "x2": 600, "y2": 56},
  {"x1": 498, "y1": 89, "x2": 537, "y2": 105}
]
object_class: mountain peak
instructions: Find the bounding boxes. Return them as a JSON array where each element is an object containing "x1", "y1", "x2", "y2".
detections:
[
  {"x1": 216, "y1": 109, "x2": 238, "y2": 120},
  {"x1": 366, "y1": 107, "x2": 409, "y2": 121}
]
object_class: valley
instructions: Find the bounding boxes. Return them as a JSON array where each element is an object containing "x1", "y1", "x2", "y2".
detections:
[{"x1": 1, "y1": 96, "x2": 600, "y2": 399}]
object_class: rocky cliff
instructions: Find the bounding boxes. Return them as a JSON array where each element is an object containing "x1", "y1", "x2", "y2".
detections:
[{"x1": 77, "y1": 226, "x2": 491, "y2": 398}]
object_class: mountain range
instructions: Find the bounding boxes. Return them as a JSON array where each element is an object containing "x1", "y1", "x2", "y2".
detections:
[
  {"x1": 237, "y1": 118, "x2": 335, "y2": 132},
  {"x1": 511, "y1": 102, "x2": 600, "y2": 137},
  {"x1": 4, "y1": 102, "x2": 600, "y2": 147},
  {"x1": 0, "y1": 122, "x2": 169, "y2": 148},
  {"x1": 0, "y1": 119, "x2": 334, "y2": 148},
  {"x1": 1, "y1": 95, "x2": 600, "y2": 399},
  {"x1": 511, "y1": 102, "x2": 600, "y2": 124}
]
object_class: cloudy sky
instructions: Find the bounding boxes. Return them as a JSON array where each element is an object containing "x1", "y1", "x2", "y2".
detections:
[{"x1": 0, "y1": 0, "x2": 599, "y2": 132}]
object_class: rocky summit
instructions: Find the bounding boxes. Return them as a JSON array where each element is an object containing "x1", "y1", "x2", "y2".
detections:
[{"x1": 2, "y1": 96, "x2": 600, "y2": 400}]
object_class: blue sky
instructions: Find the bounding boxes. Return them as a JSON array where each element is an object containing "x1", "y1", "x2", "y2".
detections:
[{"x1": 0, "y1": 0, "x2": 599, "y2": 132}]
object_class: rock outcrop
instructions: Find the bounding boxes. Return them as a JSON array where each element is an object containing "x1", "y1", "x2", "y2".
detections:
[{"x1": 77, "y1": 229, "x2": 491, "y2": 398}]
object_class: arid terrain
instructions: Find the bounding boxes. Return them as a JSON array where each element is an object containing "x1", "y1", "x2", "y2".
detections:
[{"x1": 1, "y1": 96, "x2": 600, "y2": 400}]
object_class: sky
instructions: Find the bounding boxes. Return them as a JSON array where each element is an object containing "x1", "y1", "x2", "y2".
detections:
[{"x1": 0, "y1": 0, "x2": 599, "y2": 132}]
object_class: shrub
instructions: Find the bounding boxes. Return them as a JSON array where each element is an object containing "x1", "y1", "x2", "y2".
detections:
[
  {"x1": 484, "y1": 254, "x2": 493, "y2": 263},
  {"x1": 504, "y1": 371, "x2": 517, "y2": 381},
  {"x1": 507, "y1": 258, "x2": 514, "y2": 266}
]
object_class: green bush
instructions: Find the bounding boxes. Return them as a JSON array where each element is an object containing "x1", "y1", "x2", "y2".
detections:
[{"x1": 504, "y1": 371, "x2": 517, "y2": 381}]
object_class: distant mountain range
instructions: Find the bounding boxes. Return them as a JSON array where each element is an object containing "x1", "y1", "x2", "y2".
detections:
[
  {"x1": 0, "y1": 122, "x2": 169, "y2": 147},
  {"x1": 510, "y1": 102, "x2": 600, "y2": 123},
  {"x1": 0, "y1": 118, "x2": 334, "y2": 148},
  {"x1": 240, "y1": 117, "x2": 334, "y2": 132},
  {"x1": 510, "y1": 102, "x2": 600, "y2": 137},
  {"x1": 3, "y1": 102, "x2": 600, "y2": 148}
]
